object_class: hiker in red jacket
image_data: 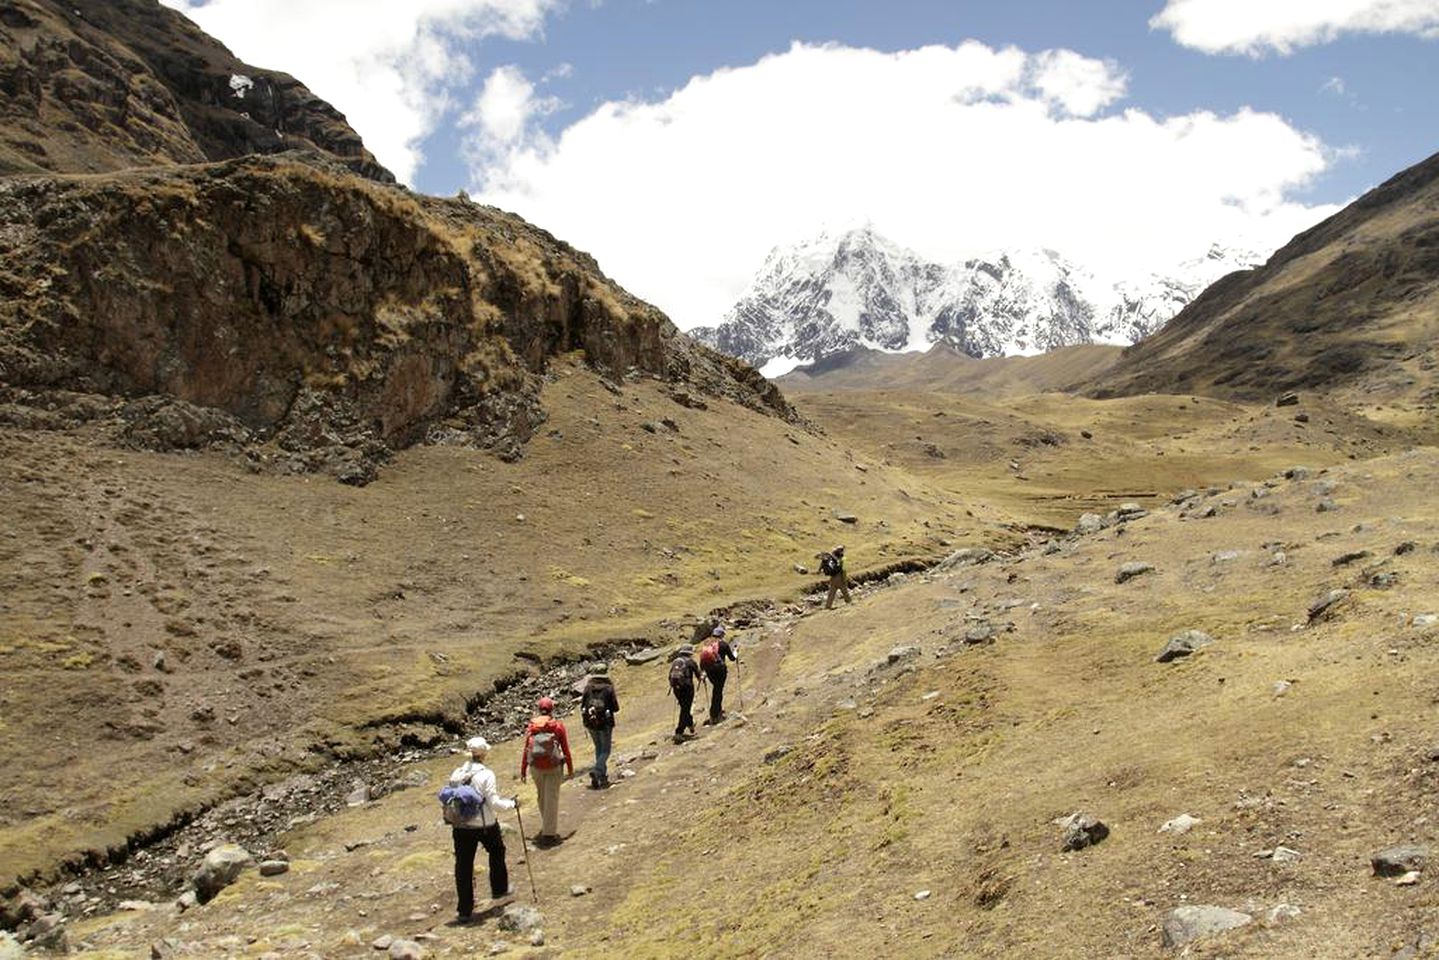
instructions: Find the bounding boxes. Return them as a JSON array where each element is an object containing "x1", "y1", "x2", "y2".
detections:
[
  {"x1": 699, "y1": 626, "x2": 738, "y2": 725},
  {"x1": 519, "y1": 696, "x2": 574, "y2": 847}
]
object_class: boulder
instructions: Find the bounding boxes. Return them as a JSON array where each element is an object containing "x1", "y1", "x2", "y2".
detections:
[
  {"x1": 886, "y1": 646, "x2": 921, "y2": 665},
  {"x1": 833, "y1": 510, "x2": 859, "y2": 524},
  {"x1": 1075, "y1": 513, "x2": 1105, "y2": 536},
  {"x1": 1159, "y1": 814, "x2": 1201, "y2": 835},
  {"x1": 1058, "y1": 812, "x2": 1108, "y2": 851},
  {"x1": 1115, "y1": 562, "x2": 1155, "y2": 584},
  {"x1": 1154, "y1": 630, "x2": 1213, "y2": 663},
  {"x1": 258, "y1": 860, "x2": 290, "y2": 877},
  {"x1": 1116, "y1": 502, "x2": 1147, "y2": 520},
  {"x1": 191, "y1": 843, "x2": 252, "y2": 904},
  {"x1": 388, "y1": 939, "x2": 425, "y2": 960},
  {"x1": 936, "y1": 547, "x2": 994, "y2": 569},
  {"x1": 498, "y1": 904, "x2": 544, "y2": 934},
  {"x1": 1307, "y1": 589, "x2": 1349, "y2": 622},
  {"x1": 1161, "y1": 905, "x2": 1253, "y2": 947},
  {"x1": 623, "y1": 647, "x2": 664, "y2": 666},
  {"x1": 1373, "y1": 845, "x2": 1429, "y2": 877},
  {"x1": 1276, "y1": 391, "x2": 1300, "y2": 407}
]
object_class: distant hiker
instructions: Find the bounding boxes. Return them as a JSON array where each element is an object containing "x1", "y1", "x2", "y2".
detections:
[
  {"x1": 580, "y1": 662, "x2": 620, "y2": 790},
  {"x1": 439, "y1": 736, "x2": 517, "y2": 922},
  {"x1": 519, "y1": 696, "x2": 574, "y2": 847},
  {"x1": 819, "y1": 545, "x2": 852, "y2": 609},
  {"x1": 668, "y1": 644, "x2": 702, "y2": 742},
  {"x1": 698, "y1": 626, "x2": 738, "y2": 724}
]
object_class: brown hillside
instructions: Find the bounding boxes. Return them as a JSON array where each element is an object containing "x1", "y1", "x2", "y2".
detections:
[
  {"x1": 1088, "y1": 149, "x2": 1439, "y2": 408},
  {"x1": 0, "y1": 153, "x2": 793, "y2": 483},
  {"x1": 780, "y1": 343, "x2": 1121, "y2": 396},
  {"x1": 0, "y1": 0, "x2": 392, "y2": 180}
]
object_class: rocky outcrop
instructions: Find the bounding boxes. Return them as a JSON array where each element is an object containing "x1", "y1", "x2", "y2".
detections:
[
  {"x1": 0, "y1": 0, "x2": 391, "y2": 181},
  {"x1": 0, "y1": 153, "x2": 798, "y2": 482}
]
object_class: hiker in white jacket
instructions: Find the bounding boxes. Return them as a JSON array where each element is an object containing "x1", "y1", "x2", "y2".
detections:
[{"x1": 447, "y1": 736, "x2": 517, "y2": 921}]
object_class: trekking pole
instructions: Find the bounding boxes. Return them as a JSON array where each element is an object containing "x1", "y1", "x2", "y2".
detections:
[
  {"x1": 512, "y1": 800, "x2": 540, "y2": 904},
  {"x1": 735, "y1": 656, "x2": 744, "y2": 711}
]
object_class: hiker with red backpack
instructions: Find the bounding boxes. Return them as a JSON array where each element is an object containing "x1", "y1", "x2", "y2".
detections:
[
  {"x1": 519, "y1": 697, "x2": 574, "y2": 847},
  {"x1": 668, "y1": 644, "x2": 702, "y2": 742},
  {"x1": 699, "y1": 626, "x2": 738, "y2": 725},
  {"x1": 579, "y1": 662, "x2": 620, "y2": 790}
]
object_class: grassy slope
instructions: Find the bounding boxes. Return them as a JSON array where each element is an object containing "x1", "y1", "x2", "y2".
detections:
[
  {"x1": 0, "y1": 359, "x2": 987, "y2": 883},
  {"x1": 63, "y1": 446, "x2": 1439, "y2": 959}
]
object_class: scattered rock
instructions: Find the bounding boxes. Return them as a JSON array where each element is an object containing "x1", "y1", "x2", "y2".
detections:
[
  {"x1": 1395, "y1": 541, "x2": 1418, "y2": 555},
  {"x1": 1075, "y1": 513, "x2": 1104, "y2": 536},
  {"x1": 346, "y1": 781, "x2": 372, "y2": 806},
  {"x1": 1414, "y1": 614, "x2": 1439, "y2": 628},
  {"x1": 191, "y1": 843, "x2": 252, "y2": 904},
  {"x1": 1154, "y1": 630, "x2": 1213, "y2": 663},
  {"x1": 528, "y1": 930, "x2": 545, "y2": 947},
  {"x1": 488, "y1": 943, "x2": 510, "y2": 956},
  {"x1": 763, "y1": 745, "x2": 792, "y2": 764},
  {"x1": 1396, "y1": 871, "x2": 1422, "y2": 886},
  {"x1": 1273, "y1": 680, "x2": 1293, "y2": 697},
  {"x1": 1265, "y1": 903, "x2": 1301, "y2": 925},
  {"x1": 1370, "y1": 571, "x2": 1400, "y2": 589},
  {"x1": 887, "y1": 645, "x2": 921, "y2": 665},
  {"x1": 1116, "y1": 502, "x2": 1147, "y2": 521},
  {"x1": 1115, "y1": 562, "x2": 1155, "y2": 584},
  {"x1": 1394, "y1": 930, "x2": 1436, "y2": 960},
  {"x1": 1161, "y1": 905, "x2": 1253, "y2": 947},
  {"x1": 1270, "y1": 846, "x2": 1302, "y2": 863},
  {"x1": 1316, "y1": 497, "x2": 1338, "y2": 513},
  {"x1": 1373, "y1": 845, "x2": 1429, "y2": 877},
  {"x1": 1275, "y1": 391, "x2": 1300, "y2": 407},
  {"x1": 0, "y1": 933, "x2": 22, "y2": 960},
  {"x1": 1159, "y1": 814, "x2": 1201, "y2": 835},
  {"x1": 963, "y1": 623, "x2": 998, "y2": 644},
  {"x1": 1307, "y1": 589, "x2": 1349, "y2": 622},
  {"x1": 623, "y1": 647, "x2": 664, "y2": 665},
  {"x1": 1211, "y1": 550, "x2": 1242, "y2": 563},
  {"x1": 372, "y1": 935, "x2": 393, "y2": 950},
  {"x1": 174, "y1": 891, "x2": 197, "y2": 912},
  {"x1": 388, "y1": 939, "x2": 424, "y2": 960},
  {"x1": 913, "y1": 890, "x2": 932, "y2": 901},
  {"x1": 1283, "y1": 466, "x2": 1310, "y2": 480},
  {"x1": 639, "y1": 421, "x2": 658, "y2": 433},
  {"x1": 570, "y1": 885, "x2": 590, "y2": 897},
  {"x1": 936, "y1": 547, "x2": 994, "y2": 569},
  {"x1": 1331, "y1": 550, "x2": 1371, "y2": 567},
  {"x1": 498, "y1": 904, "x2": 544, "y2": 934},
  {"x1": 793, "y1": 564, "x2": 809, "y2": 575},
  {"x1": 258, "y1": 860, "x2": 290, "y2": 877},
  {"x1": 1058, "y1": 812, "x2": 1108, "y2": 851},
  {"x1": 833, "y1": 510, "x2": 859, "y2": 524}
]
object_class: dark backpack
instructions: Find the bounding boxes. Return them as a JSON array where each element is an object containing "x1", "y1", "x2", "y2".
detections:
[
  {"x1": 669, "y1": 657, "x2": 694, "y2": 691},
  {"x1": 581, "y1": 686, "x2": 612, "y2": 730},
  {"x1": 820, "y1": 553, "x2": 840, "y2": 576}
]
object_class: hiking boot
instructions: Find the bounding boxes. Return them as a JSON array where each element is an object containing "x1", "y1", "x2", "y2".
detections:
[{"x1": 587, "y1": 771, "x2": 599, "y2": 789}]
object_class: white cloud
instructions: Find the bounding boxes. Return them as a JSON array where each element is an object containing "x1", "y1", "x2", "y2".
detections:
[
  {"x1": 461, "y1": 64, "x2": 561, "y2": 168},
  {"x1": 469, "y1": 41, "x2": 1341, "y2": 331},
  {"x1": 159, "y1": 0, "x2": 563, "y2": 183},
  {"x1": 1321, "y1": 76, "x2": 1348, "y2": 95},
  {"x1": 1152, "y1": 0, "x2": 1439, "y2": 56}
]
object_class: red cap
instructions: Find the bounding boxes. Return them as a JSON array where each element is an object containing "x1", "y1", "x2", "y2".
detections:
[{"x1": 537, "y1": 696, "x2": 555, "y2": 712}]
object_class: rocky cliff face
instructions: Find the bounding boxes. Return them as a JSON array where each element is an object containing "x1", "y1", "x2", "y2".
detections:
[
  {"x1": 0, "y1": 0, "x2": 391, "y2": 181},
  {"x1": 0, "y1": 153, "x2": 795, "y2": 482}
]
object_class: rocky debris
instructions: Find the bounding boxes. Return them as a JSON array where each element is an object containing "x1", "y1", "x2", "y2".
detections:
[
  {"x1": 346, "y1": 781, "x2": 372, "y2": 806},
  {"x1": 833, "y1": 510, "x2": 859, "y2": 524},
  {"x1": 1211, "y1": 549, "x2": 1243, "y2": 563},
  {"x1": 373, "y1": 934, "x2": 393, "y2": 950},
  {"x1": 639, "y1": 421, "x2": 659, "y2": 434},
  {"x1": 964, "y1": 623, "x2": 998, "y2": 645},
  {"x1": 1332, "y1": 550, "x2": 1372, "y2": 566},
  {"x1": 623, "y1": 648, "x2": 665, "y2": 666},
  {"x1": 1283, "y1": 466, "x2": 1311, "y2": 480},
  {"x1": 1057, "y1": 812, "x2": 1108, "y2": 851},
  {"x1": 1370, "y1": 571, "x2": 1400, "y2": 589},
  {"x1": 1275, "y1": 391, "x2": 1300, "y2": 407},
  {"x1": 570, "y1": 885, "x2": 590, "y2": 897},
  {"x1": 1414, "y1": 614, "x2": 1439, "y2": 628},
  {"x1": 1396, "y1": 871, "x2": 1422, "y2": 886},
  {"x1": 388, "y1": 939, "x2": 424, "y2": 960},
  {"x1": 1273, "y1": 680, "x2": 1293, "y2": 696},
  {"x1": 1155, "y1": 630, "x2": 1213, "y2": 663},
  {"x1": 1307, "y1": 589, "x2": 1349, "y2": 622},
  {"x1": 1075, "y1": 513, "x2": 1105, "y2": 536},
  {"x1": 886, "y1": 646, "x2": 921, "y2": 665},
  {"x1": 1373, "y1": 845, "x2": 1429, "y2": 877},
  {"x1": 1265, "y1": 904, "x2": 1301, "y2": 925},
  {"x1": 12, "y1": 912, "x2": 66, "y2": 953},
  {"x1": 0, "y1": 933, "x2": 22, "y2": 960},
  {"x1": 257, "y1": 860, "x2": 290, "y2": 877},
  {"x1": 1161, "y1": 905, "x2": 1253, "y2": 947},
  {"x1": 191, "y1": 843, "x2": 252, "y2": 904},
  {"x1": 913, "y1": 890, "x2": 932, "y2": 901},
  {"x1": 1394, "y1": 930, "x2": 1436, "y2": 960},
  {"x1": 498, "y1": 904, "x2": 544, "y2": 934},
  {"x1": 935, "y1": 547, "x2": 994, "y2": 569},
  {"x1": 1116, "y1": 502, "x2": 1148, "y2": 521},
  {"x1": 0, "y1": 890, "x2": 47, "y2": 929},
  {"x1": 1395, "y1": 540, "x2": 1418, "y2": 555},
  {"x1": 1316, "y1": 497, "x2": 1338, "y2": 512},
  {"x1": 1115, "y1": 562, "x2": 1155, "y2": 584},
  {"x1": 763, "y1": 745, "x2": 793, "y2": 764},
  {"x1": 1159, "y1": 814, "x2": 1200, "y2": 835}
]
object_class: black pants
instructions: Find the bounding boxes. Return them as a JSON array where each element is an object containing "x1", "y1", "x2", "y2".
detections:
[
  {"x1": 453, "y1": 824, "x2": 508, "y2": 915},
  {"x1": 674, "y1": 683, "x2": 695, "y2": 735},
  {"x1": 705, "y1": 664, "x2": 727, "y2": 721}
]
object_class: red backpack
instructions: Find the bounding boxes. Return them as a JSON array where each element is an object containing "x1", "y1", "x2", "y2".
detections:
[
  {"x1": 699, "y1": 640, "x2": 720, "y2": 668},
  {"x1": 526, "y1": 718, "x2": 564, "y2": 770}
]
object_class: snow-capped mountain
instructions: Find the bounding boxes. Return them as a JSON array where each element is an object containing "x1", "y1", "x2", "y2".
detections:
[{"x1": 690, "y1": 228, "x2": 1262, "y2": 376}]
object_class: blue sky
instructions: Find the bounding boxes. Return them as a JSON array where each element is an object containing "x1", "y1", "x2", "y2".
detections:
[{"x1": 166, "y1": 0, "x2": 1439, "y2": 329}]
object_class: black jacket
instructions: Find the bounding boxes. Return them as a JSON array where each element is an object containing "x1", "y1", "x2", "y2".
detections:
[{"x1": 581, "y1": 676, "x2": 619, "y2": 730}]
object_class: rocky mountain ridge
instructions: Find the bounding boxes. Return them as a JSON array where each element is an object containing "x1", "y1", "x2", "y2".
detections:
[
  {"x1": 0, "y1": 0, "x2": 392, "y2": 181},
  {"x1": 691, "y1": 227, "x2": 1261, "y2": 375}
]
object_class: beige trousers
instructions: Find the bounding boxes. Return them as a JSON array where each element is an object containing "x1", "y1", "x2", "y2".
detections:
[
  {"x1": 532, "y1": 767, "x2": 564, "y2": 837},
  {"x1": 825, "y1": 573, "x2": 852, "y2": 608}
]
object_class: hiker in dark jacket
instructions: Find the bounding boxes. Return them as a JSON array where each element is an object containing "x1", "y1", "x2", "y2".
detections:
[
  {"x1": 699, "y1": 625, "x2": 738, "y2": 724},
  {"x1": 519, "y1": 697, "x2": 573, "y2": 847},
  {"x1": 580, "y1": 662, "x2": 620, "y2": 789},
  {"x1": 668, "y1": 644, "x2": 702, "y2": 742},
  {"x1": 820, "y1": 544, "x2": 852, "y2": 609}
]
